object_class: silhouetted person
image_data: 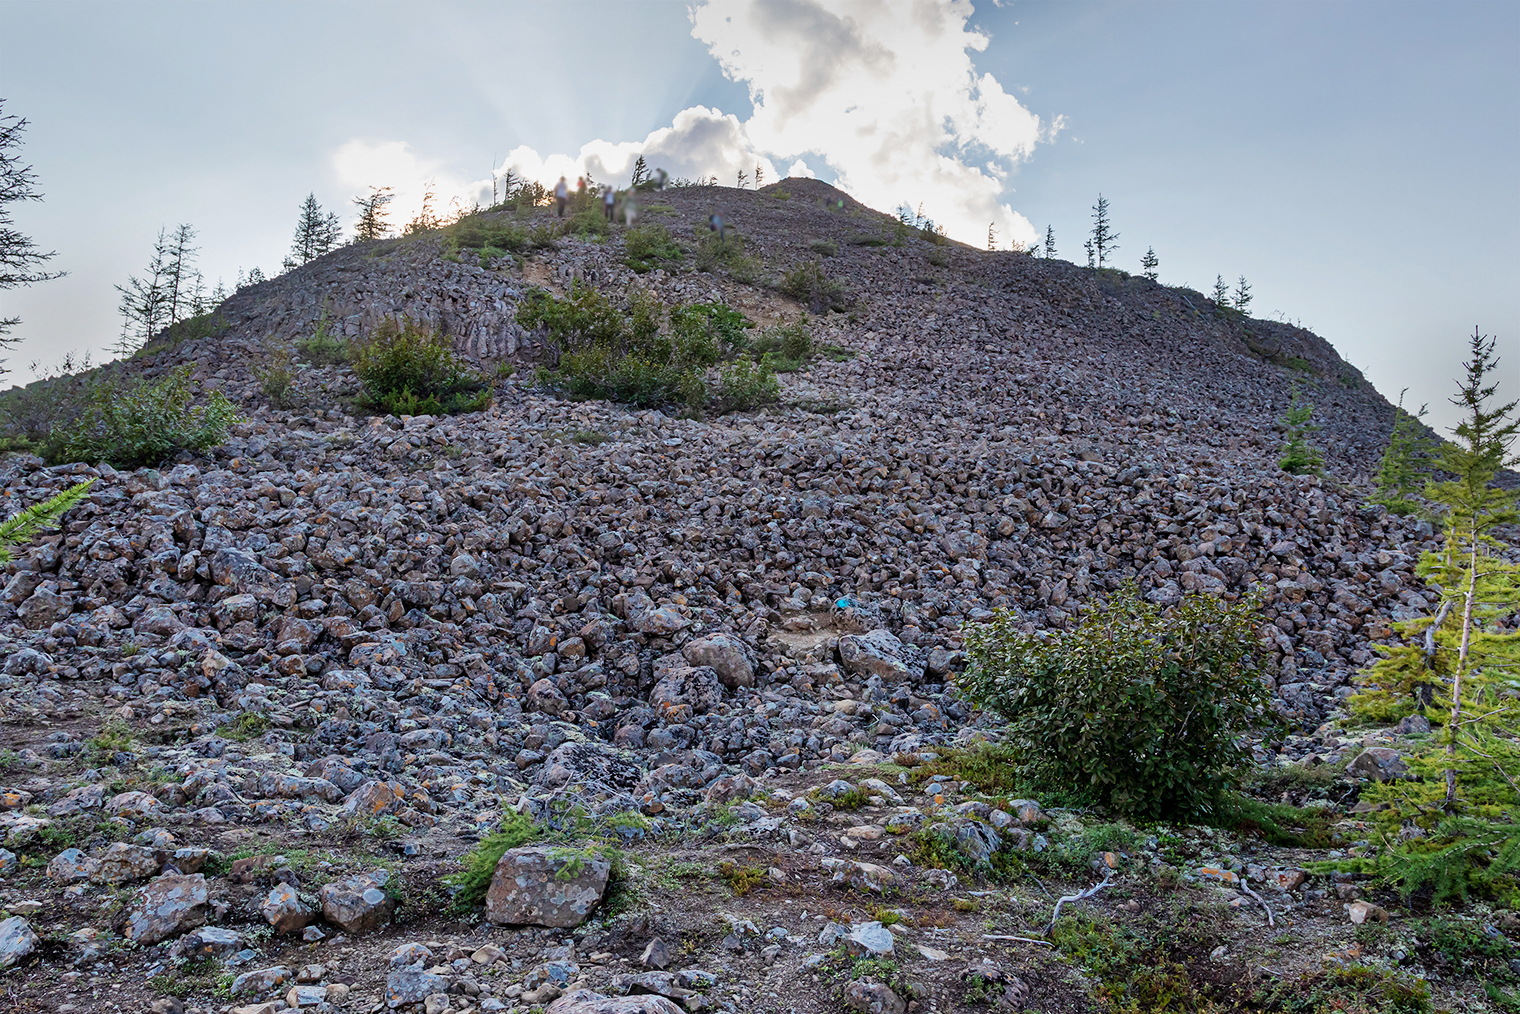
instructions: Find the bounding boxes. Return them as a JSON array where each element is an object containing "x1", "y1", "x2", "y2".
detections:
[
  {"x1": 655, "y1": 168, "x2": 668, "y2": 191},
  {"x1": 708, "y1": 214, "x2": 725, "y2": 241},
  {"x1": 603, "y1": 185, "x2": 616, "y2": 221},
  {"x1": 554, "y1": 177, "x2": 568, "y2": 218}
]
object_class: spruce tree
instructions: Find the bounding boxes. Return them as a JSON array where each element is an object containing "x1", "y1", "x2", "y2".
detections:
[
  {"x1": 353, "y1": 186, "x2": 394, "y2": 241},
  {"x1": 630, "y1": 156, "x2": 647, "y2": 188},
  {"x1": 0, "y1": 101, "x2": 65, "y2": 367},
  {"x1": 284, "y1": 194, "x2": 342, "y2": 269},
  {"x1": 1211, "y1": 274, "x2": 1231, "y2": 310},
  {"x1": 986, "y1": 222, "x2": 997, "y2": 252},
  {"x1": 162, "y1": 224, "x2": 198, "y2": 326},
  {"x1": 1044, "y1": 225, "x2": 1055, "y2": 259},
  {"x1": 114, "y1": 227, "x2": 171, "y2": 355},
  {"x1": 754, "y1": 163, "x2": 764, "y2": 188},
  {"x1": 1277, "y1": 385, "x2": 1323, "y2": 475},
  {"x1": 736, "y1": 168, "x2": 748, "y2": 189},
  {"x1": 1233, "y1": 275, "x2": 1253, "y2": 316},
  {"x1": 1083, "y1": 238, "x2": 1095, "y2": 268},
  {"x1": 1371, "y1": 392, "x2": 1436, "y2": 515},
  {"x1": 1350, "y1": 329, "x2": 1519, "y2": 901},
  {"x1": 1090, "y1": 194, "x2": 1118, "y2": 266},
  {"x1": 1141, "y1": 246, "x2": 1159, "y2": 281}
]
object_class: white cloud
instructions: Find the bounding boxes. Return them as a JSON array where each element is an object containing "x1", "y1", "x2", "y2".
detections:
[
  {"x1": 500, "y1": 107, "x2": 781, "y2": 191},
  {"x1": 690, "y1": 0, "x2": 1050, "y2": 246},
  {"x1": 331, "y1": 140, "x2": 490, "y2": 233},
  {"x1": 333, "y1": 1, "x2": 1053, "y2": 247}
]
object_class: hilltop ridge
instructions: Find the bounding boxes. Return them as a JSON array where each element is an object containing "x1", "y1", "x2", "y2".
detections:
[{"x1": 0, "y1": 180, "x2": 1508, "y2": 1013}]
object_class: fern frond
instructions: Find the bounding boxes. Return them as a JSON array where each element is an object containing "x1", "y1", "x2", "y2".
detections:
[{"x1": 0, "y1": 479, "x2": 93, "y2": 562}]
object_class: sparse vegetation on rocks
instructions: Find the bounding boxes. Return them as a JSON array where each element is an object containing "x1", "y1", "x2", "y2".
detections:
[{"x1": 0, "y1": 177, "x2": 1510, "y2": 1014}]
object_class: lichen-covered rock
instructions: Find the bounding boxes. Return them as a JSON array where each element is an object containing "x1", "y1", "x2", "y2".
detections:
[
  {"x1": 260, "y1": 882, "x2": 313, "y2": 934},
  {"x1": 485, "y1": 846, "x2": 610, "y2": 928},
  {"x1": 546, "y1": 992, "x2": 685, "y2": 1014},
  {"x1": 838, "y1": 630, "x2": 921, "y2": 682},
  {"x1": 125, "y1": 873, "x2": 207, "y2": 944},
  {"x1": 843, "y1": 981, "x2": 907, "y2": 1014},
  {"x1": 648, "y1": 666, "x2": 723, "y2": 717},
  {"x1": 319, "y1": 870, "x2": 395, "y2": 934},
  {"x1": 0, "y1": 916, "x2": 38, "y2": 969},
  {"x1": 681, "y1": 633, "x2": 755, "y2": 688},
  {"x1": 1347, "y1": 747, "x2": 1408, "y2": 781},
  {"x1": 90, "y1": 842, "x2": 161, "y2": 884}
]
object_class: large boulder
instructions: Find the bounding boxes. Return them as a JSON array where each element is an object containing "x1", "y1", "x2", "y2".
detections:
[
  {"x1": 1347, "y1": 747, "x2": 1408, "y2": 781},
  {"x1": 681, "y1": 633, "x2": 755, "y2": 688},
  {"x1": 0, "y1": 916, "x2": 38, "y2": 969},
  {"x1": 547, "y1": 992, "x2": 684, "y2": 1014},
  {"x1": 260, "y1": 882, "x2": 313, "y2": 934},
  {"x1": 320, "y1": 870, "x2": 395, "y2": 934},
  {"x1": 838, "y1": 630, "x2": 922, "y2": 682},
  {"x1": 18, "y1": 589, "x2": 72, "y2": 629},
  {"x1": 91, "y1": 842, "x2": 161, "y2": 884},
  {"x1": 124, "y1": 873, "x2": 207, "y2": 944},
  {"x1": 648, "y1": 666, "x2": 723, "y2": 716},
  {"x1": 486, "y1": 846, "x2": 610, "y2": 928}
]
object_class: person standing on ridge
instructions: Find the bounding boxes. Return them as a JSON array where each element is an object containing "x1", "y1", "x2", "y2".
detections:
[
  {"x1": 554, "y1": 177, "x2": 568, "y2": 218},
  {"x1": 603, "y1": 185, "x2": 616, "y2": 222}
]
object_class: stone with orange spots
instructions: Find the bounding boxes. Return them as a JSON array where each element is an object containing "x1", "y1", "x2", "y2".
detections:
[{"x1": 339, "y1": 779, "x2": 407, "y2": 818}]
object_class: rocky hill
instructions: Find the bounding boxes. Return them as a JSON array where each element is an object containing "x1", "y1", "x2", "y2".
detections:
[{"x1": 0, "y1": 179, "x2": 1508, "y2": 1014}]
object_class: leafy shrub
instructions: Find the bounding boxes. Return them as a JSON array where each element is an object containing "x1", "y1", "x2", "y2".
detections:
[
  {"x1": 778, "y1": 259, "x2": 850, "y2": 313},
  {"x1": 562, "y1": 209, "x2": 610, "y2": 240},
  {"x1": 449, "y1": 215, "x2": 529, "y2": 255},
  {"x1": 46, "y1": 365, "x2": 237, "y2": 469},
  {"x1": 716, "y1": 358, "x2": 778, "y2": 413},
  {"x1": 352, "y1": 317, "x2": 489, "y2": 417},
  {"x1": 444, "y1": 811, "x2": 540, "y2": 913},
  {"x1": 624, "y1": 225, "x2": 684, "y2": 273},
  {"x1": 254, "y1": 346, "x2": 299, "y2": 409},
  {"x1": 695, "y1": 232, "x2": 760, "y2": 283},
  {"x1": 297, "y1": 317, "x2": 350, "y2": 365},
  {"x1": 749, "y1": 321, "x2": 813, "y2": 370},
  {"x1": 808, "y1": 239, "x2": 838, "y2": 257},
  {"x1": 522, "y1": 286, "x2": 751, "y2": 413},
  {"x1": 958, "y1": 585, "x2": 1279, "y2": 820}
]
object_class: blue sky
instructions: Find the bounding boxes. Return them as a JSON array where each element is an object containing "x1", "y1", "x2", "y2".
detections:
[{"x1": 3, "y1": 0, "x2": 1516, "y2": 434}]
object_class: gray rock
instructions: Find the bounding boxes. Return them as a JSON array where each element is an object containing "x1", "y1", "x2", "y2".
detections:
[
  {"x1": 260, "y1": 883, "x2": 313, "y2": 934},
  {"x1": 47, "y1": 847, "x2": 98, "y2": 883},
  {"x1": 681, "y1": 633, "x2": 755, "y2": 688},
  {"x1": 545, "y1": 991, "x2": 684, "y2": 1014},
  {"x1": 0, "y1": 916, "x2": 38, "y2": 969},
  {"x1": 125, "y1": 874, "x2": 208, "y2": 944},
  {"x1": 843, "y1": 981, "x2": 907, "y2": 1014},
  {"x1": 1347, "y1": 747, "x2": 1408, "y2": 781},
  {"x1": 648, "y1": 666, "x2": 723, "y2": 716},
  {"x1": 386, "y1": 964, "x2": 449, "y2": 1008},
  {"x1": 230, "y1": 965, "x2": 292, "y2": 998},
  {"x1": 319, "y1": 870, "x2": 395, "y2": 934},
  {"x1": 838, "y1": 630, "x2": 921, "y2": 682},
  {"x1": 847, "y1": 920, "x2": 895, "y2": 956},
  {"x1": 485, "y1": 846, "x2": 610, "y2": 928},
  {"x1": 18, "y1": 588, "x2": 73, "y2": 629},
  {"x1": 91, "y1": 842, "x2": 161, "y2": 884}
]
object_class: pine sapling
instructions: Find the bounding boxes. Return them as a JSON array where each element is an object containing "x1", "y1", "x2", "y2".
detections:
[
  {"x1": 1044, "y1": 225, "x2": 1055, "y2": 259},
  {"x1": 1233, "y1": 275, "x2": 1253, "y2": 316},
  {"x1": 1141, "y1": 246, "x2": 1159, "y2": 281},
  {"x1": 1371, "y1": 391, "x2": 1436, "y2": 515},
  {"x1": 1277, "y1": 385, "x2": 1323, "y2": 475},
  {"x1": 1211, "y1": 274, "x2": 1231, "y2": 311}
]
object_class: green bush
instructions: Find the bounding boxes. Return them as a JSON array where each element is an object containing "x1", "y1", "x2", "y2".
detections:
[
  {"x1": 449, "y1": 215, "x2": 529, "y2": 255},
  {"x1": 522, "y1": 286, "x2": 750, "y2": 413},
  {"x1": 296, "y1": 319, "x2": 350, "y2": 366},
  {"x1": 255, "y1": 345, "x2": 300, "y2": 409},
  {"x1": 562, "y1": 209, "x2": 610, "y2": 240},
  {"x1": 152, "y1": 311, "x2": 231, "y2": 350},
  {"x1": 808, "y1": 239, "x2": 839, "y2": 257},
  {"x1": 695, "y1": 232, "x2": 760, "y2": 283},
  {"x1": 624, "y1": 225, "x2": 684, "y2": 273},
  {"x1": 0, "y1": 352, "x2": 94, "y2": 445},
  {"x1": 957, "y1": 585, "x2": 1280, "y2": 820},
  {"x1": 717, "y1": 359, "x2": 779, "y2": 413},
  {"x1": 749, "y1": 321, "x2": 813, "y2": 370},
  {"x1": 778, "y1": 259, "x2": 850, "y2": 313},
  {"x1": 46, "y1": 365, "x2": 238, "y2": 469},
  {"x1": 444, "y1": 811, "x2": 540, "y2": 913},
  {"x1": 352, "y1": 317, "x2": 489, "y2": 417}
]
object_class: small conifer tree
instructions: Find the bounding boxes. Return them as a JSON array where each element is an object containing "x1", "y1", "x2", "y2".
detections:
[
  {"x1": 353, "y1": 186, "x2": 394, "y2": 241},
  {"x1": 736, "y1": 168, "x2": 748, "y2": 189},
  {"x1": 754, "y1": 163, "x2": 764, "y2": 188},
  {"x1": 1140, "y1": 246, "x2": 1159, "y2": 281},
  {"x1": 1371, "y1": 392, "x2": 1436, "y2": 515},
  {"x1": 1090, "y1": 194, "x2": 1118, "y2": 266},
  {"x1": 630, "y1": 156, "x2": 647, "y2": 188},
  {"x1": 1211, "y1": 274, "x2": 1231, "y2": 310},
  {"x1": 1277, "y1": 385, "x2": 1323, "y2": 475},
  {"x1": 986, "y1": 222, "x2": 997, "y2": 252},
  {"x1": 1044, "y1": 225, "x2": 1055, "y2": 259},
  {"x1": 1083, "y1": 238, "x2": 1094, "y2": 268},
  {"x1": 1234, "y1": 275, "x2": 1253, "y2": 316},
  {"x1": 1349, "y1": 329, "x2": 1519, "y2": 903}
]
